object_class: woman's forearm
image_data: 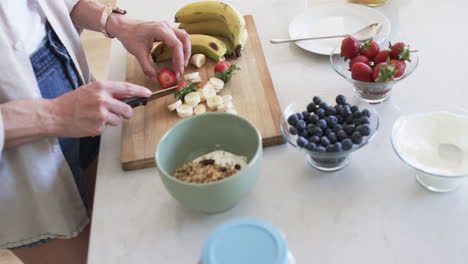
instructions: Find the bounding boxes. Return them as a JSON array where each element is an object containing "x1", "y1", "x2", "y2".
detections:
[
  {"x1": 70, "y1": 0, "x2": 108, "y2": 33},
  {"x1": 1, "y1": 99, "x2": 64, "y2": 148}
]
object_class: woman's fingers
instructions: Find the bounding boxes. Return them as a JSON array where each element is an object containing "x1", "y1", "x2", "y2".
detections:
[
  {"x1": 135, "y1": 49, "x2": 158, "y2": 81},
  {"x1": 102, "y1": 81, "x2": 152, "y2": 99},
  {"x1": 105, "y1": 111, "x2": 123, "y2": 126},
  {"x1": 158, "y1": 26, "x2": 185, "y2": 78},
  {"x1": 172, "y1": 28, "x2": 191, "y2": 67}
]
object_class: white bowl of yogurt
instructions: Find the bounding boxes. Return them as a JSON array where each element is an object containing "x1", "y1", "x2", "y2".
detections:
[{"x1": 391, "y1": 110, "x2": 468, "y2": 192}]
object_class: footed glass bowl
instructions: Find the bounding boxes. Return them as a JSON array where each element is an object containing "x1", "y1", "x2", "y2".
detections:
[
  {"x1": 280, "y1": 98, "x2": 379, "y2": 172},
  {"x1": 330, "y1": 46, "x2": 419, "y2": 104}
]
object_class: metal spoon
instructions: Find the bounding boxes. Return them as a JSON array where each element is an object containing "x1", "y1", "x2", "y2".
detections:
[{"x1": 270, "y1": 23, "x2": 383, "y2": 44}]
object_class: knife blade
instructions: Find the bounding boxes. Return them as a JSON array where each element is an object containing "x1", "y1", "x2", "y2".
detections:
[{"x1": 122, "y1": 86, "x2": 177, "y2": 108}]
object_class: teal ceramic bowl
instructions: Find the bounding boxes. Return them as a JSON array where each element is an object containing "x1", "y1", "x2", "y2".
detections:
[{"x1": 155, "y1": 113, "x2": 263, "y2": 213}]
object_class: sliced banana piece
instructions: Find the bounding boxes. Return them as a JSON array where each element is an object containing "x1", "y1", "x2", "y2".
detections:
[
  {"x1": 202, "y1": 83, "x2": 217, "y2": 99},
  {"x1": 222, "y1": 94, "x2": 232, "y2": 103},
  {"x1": 197, "y1": 89, "x2": 206, "y2": 102},
  {"x1": 184, "y1": 72, "x2": 201, "y2": 84},
  {"x1": 217, "y1": 104, "x2": 227, "y2": 112},
  {"x1": 209, "y1": 77, "x2": 224, "y2": 92},
  {"x1": 190, "y1": 54, "x2": 206, "y2": 68},
  {"x1": 227, "y1": 108, "x2": 238, "y2": 115},
  {"x1": 168, "y1": 100, "x2": 182, "y2": 111},
  {"x1": 206, "y1": 95, "x2": 223, "y2": 110},
  {"x1": 225, "y1": 101, "x2": 234, "y2": 110},
  {"x1": 176, "y1": 104, "x2": 193, "y2": 118},
  {"x1": 194, "y1": 104, "x2": 206, "y2": 115},
  {"x1": 184, "y1": 92, "x2": 201, "y2": 108}
]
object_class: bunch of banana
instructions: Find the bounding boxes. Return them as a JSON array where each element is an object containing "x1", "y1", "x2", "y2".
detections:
[
  {"x1": 175, "y1": 1, "x2": 248, "y2": 58},
  {"x1": 151, "y1": 34, "x2": 227, "y2": 63}
]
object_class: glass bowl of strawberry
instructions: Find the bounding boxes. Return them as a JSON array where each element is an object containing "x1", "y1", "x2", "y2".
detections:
[
  {"x1": 280, "y1": 95, "x2": 379, "y2": 172},
  {"x1": 330, "y1": 37, "x2": 419, "y2": 104}
]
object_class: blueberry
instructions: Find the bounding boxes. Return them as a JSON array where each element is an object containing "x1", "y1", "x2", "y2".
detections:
[
  {"x1": 289, "y1": 126, "x2": 298, "y2": 135},
  {"x1": 351, "y1": 131, "x2": 363, "y2": 144},
  {"x1": 320, "y1": 136, "x2": 331, "y2": 146},
  {"x1": 316, "y1": 146, "x2": 327, "y2": 152},
  {"x1": 335, "y1": 104, "x2": 342, "y2": 112},
  {"x1": 316, "y1": 119, "x2": 327, "y2": 129},
  {"x1": 302, "y1": 111, "x2": 311, "y2": 121},
  {"x1": 359, "y1": 116, "x2": 370, "y2": 125},
  {"x1": 357, "y1": 124, "x2": 371, "y2": 136},
  {"x1": 337, "y1": 130, "x2": 348, "y2": 140},
  {"x1": 328, "y1": 132, "x2": 338, "y2": 143},
  {"x1": 299, "y1": 130, "x2": 309, "y2": 138},
  {"x1": 345, "y1": 115, "x2": 354, "y2": 124},
  {"x1": 296, "y1": 112, "x2": 304, "y2": 120},
  {"x1": 309, "y1": 114, "x2": 319, "y2": 124},
  {"x1": 334, "y1": 142, "x2": 343, "y2": 152},
  {"x1": 324, "y1": 127, "x2": 333, "y2": 136},
  {"x1": 326, "y1": 145, "x2": 335, "y2": 152},
  {"x1": 313, "y1": 96, "x2": 322, "y2": 105},
  {"x1": 333, "y1": 124, "x2": 343, "y2": 133},
  {"x1": 296, "y1": 120, "x2": 307, "y2": 129},
  {"x1": 362, "y1": 109, "x2": 371, "y2": 117},
  {"x1": 326, "y1": 116, "x2": 338, "y2": 128},
  {"x1": 340, "y1": 105, "x2": 352, "y2": 116},
  {"x1": 297, "y1": 136, "x2": 308, "y2": 147},
  {"x1": 306, "y1": 124, "x2": 315, "y2": 134},
  {"x1": 337, "y1": 115, "x2": 344, "y2": 124},
  {"x1": 336, "y1": 95, "x2": 346, "y2": 105},
  {"x1": 287, "y1": 114, "x2": 298, "y2": 125},
  {"x1": 342, "y1": 138, "x2": 353, "y2": 150},
  {"x1": 352, "y1": 111, "x2": 362, "y2": 120},
  {"x1": 310, "y1": 127, "x2": 323, "y2": 137},
  {"x1": 307, "y1": 102, "x2": 317, "y2": 113},
  {"x1": 344, "y1": 124, "x2": 356, "y2": 135},
  {"x1": 316, "y1": 108, "x2": 326, "y2": 118},
  {"x1": 327, "y1": 106, "x2": 337, "y2": 116},
  {"x1": 351, "y1": 105, "x2": 359, "y2": 113},
  {"x1": 309, "y1": 135, "x2": 320, "y2": 143},
  {"x1": 319, "y1": 102, "x2": 328, "y2": 109},
  {"x1": 306, "y1": 143, "x2": 317, "y2": 151}
]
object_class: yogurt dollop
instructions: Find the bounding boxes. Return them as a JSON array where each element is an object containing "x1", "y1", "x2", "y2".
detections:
[{"x1": 392, "y1": 111, "x2": 468, "y2": 176}]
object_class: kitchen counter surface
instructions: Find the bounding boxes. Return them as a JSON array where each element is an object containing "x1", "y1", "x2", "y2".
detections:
[{"x1": 88, "y1": 0, "x2": 468, "y2": 263}]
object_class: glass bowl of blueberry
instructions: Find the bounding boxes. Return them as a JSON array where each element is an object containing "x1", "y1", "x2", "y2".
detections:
[
  {"x1": 280, "y1": 95, "x2": 379, "y2": 172},
  {"x1": 330, "y1": 44, "x2": 419, "y2": 104}
]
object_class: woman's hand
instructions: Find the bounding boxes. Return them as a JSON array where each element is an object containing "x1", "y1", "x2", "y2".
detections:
[
  {"x1": 51, "y1": 81, "x2": 151, "y2": 137},
  {"x1": 107, "y1": 15, "x2": 191, "y2": 80}
]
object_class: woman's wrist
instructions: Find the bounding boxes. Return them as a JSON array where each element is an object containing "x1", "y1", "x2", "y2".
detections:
[{"x1": 106, "y1": 12, "x2": 130, "y2": 40}]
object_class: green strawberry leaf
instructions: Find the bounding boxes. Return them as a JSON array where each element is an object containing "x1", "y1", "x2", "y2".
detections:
[
  {"x1": 215, "y1": 64, "x2": 240, "y2": 83},
  {"x1": 175, "y1": 83, "x2": 198, "y2": 101}
]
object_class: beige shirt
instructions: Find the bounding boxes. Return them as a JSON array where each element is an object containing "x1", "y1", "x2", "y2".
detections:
[{"x1": 0, "y1": 0, "x2": 93, "y2": 248}]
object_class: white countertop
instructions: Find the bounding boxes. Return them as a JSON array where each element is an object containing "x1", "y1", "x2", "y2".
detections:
[{"x1": 88, "y1": 0, "x2": 468, "y2": 263}]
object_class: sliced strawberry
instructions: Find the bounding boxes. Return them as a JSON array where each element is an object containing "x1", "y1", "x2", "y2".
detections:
[
  {"x1": 373, "y1": 58, "x2": 400, "y2": 82},
  {"x1": 351, "y1": 62, "x2": 373, "y2": 82},
  {"x1": 390, "y1": 42, "x2": 413, "y2": 62},
  {"x1": 176, "y1": 81, "x2": 188, "y2": 91},
  {"x1": 157, "y1": 68, "x2": 177, "y2": 89},
  {"x1": 349, "y1": 55, "x2": 370, "y2": 69},
  {"x1": 341, "y1": 36, "x2": 360, "y2": 60},
  {"x1": 360, "y1": 40, "x2": 380, "y2": 60},
  {"x1": 390, "y1": 59, "x2": 406, "y2": 78},
  {"x1": 214, "y1": 61, "x2": 240, "y2": 83},
  {"x1": 374, "y1": 50, "x2": 392, "y2": 65},
  {"x1": 175, "y1": 82, "x2": 197, "y2": 101}
]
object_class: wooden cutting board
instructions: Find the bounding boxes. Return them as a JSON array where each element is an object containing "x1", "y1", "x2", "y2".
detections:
[{"x1": 121, "y1": 15, "x2": 284, "y2": 171}]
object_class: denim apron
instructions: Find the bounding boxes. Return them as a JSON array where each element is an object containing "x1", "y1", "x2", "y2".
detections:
[{"x1": 11, "y1": 24, "x2": 100, "y2": 248}]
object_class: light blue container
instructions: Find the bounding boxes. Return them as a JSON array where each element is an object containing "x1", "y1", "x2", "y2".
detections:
[{"x1": 201, "y1": 218, "x2": 294, "y2": 264}]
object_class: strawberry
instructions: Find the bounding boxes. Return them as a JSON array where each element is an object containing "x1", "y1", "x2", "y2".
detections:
[
  {"x1": 157, "y1": 68, "x2": 177, "y2": 89},
  {"x1": 349, "y1": 55, "x2": 370, "y2": 69},
  {"x1": 373, "y1": 58, "x2": 400, "y2": 82},
  {"x1": 175, "y1": 81, "x2": 197, "y2": 101},
  {"x1": 390, "y1": 59, "x2": 406, "y2": 78},
  {"x1": 351, "y1": 62, "x2": 373, "y2": 82},
  {"x1": 214, "y1": 61, "x2": 240, "y2": 83},
  {"x1": 360, "y1": 40, "x2": 380, "y2": 60},
  {"x1": 176, "y1": 81, "x2": 188, "y2": 91},
  {"x1": 341, "y1": 36, "x2": 360, "y2": 60},
  {"x1": 374, "y1": 50, "x2": 392, "y2": 65},
  {"x1": 390, "y1": 42, "x2": 413, "y2": 62}
]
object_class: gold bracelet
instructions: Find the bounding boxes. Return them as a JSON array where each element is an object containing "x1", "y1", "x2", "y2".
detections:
[{"x1": 100, "y1": 6, "x2": 127, "y2": 38}]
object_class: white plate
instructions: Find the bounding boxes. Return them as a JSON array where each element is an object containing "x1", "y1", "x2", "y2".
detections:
[{"x1": 288, "y1": 3, "x2": 391, "y2": 55}]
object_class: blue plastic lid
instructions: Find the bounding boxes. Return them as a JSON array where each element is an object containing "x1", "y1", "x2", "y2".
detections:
[{"x1": 201, "y1": 218, "x2": 288, "y2": 264}]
